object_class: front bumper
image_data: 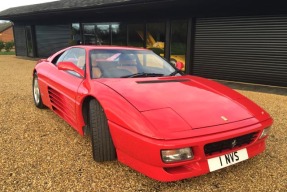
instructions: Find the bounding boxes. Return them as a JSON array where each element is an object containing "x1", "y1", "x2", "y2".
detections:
[{"x1": 109, "y1": 118, "x2": 273, "y2": 182}]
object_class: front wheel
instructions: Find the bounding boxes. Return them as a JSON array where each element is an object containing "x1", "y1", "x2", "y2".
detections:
[
  {"x1": 33, "y1": 73, "x2": 45, "y2": 109},
  {"x1": 89, "y1": 99, "x2": 116, "y2": 162}
]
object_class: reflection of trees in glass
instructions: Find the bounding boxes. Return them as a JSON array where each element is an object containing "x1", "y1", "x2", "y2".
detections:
[
  {"x1": 83, "y1": 25, "x2": 94, "y2": 34},
  {"x1": 95, "y1": 24, "x2": 110, "y2": 45},
  {"x1": 112, "y1": 23, "x2": 127, "y2": 46},
  {"x1": 72, "y1": 23, "x2": 80, "y2": 35},
  {"x1": 71, "y1": 23, "x2": 81, "y2": 45},
  {"x1": 171, "y1": 21, "x2": 187, "y2": 55},
  {"x1": 84, "y1": 36, "x2": 96, "y2": 45},
  {"x1": 83, "y1": 24, "x2": 97, "y2": 45}
]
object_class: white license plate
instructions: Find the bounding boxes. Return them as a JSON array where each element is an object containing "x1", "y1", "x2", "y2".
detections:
[{"x1": 207, "y1": 148, "x2": 249, "y2": 172}]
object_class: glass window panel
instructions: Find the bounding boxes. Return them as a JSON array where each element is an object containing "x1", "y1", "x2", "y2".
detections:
[
  {"x1": 26, "y1": 26, "x2": 34, "y2": 57},
  {"x1": 63, "y1": 48, "x2": 86, "y2": 66},
  {"x1": 83, "y1": 24, "x2": 95, "y2": 34},
  {"x1": 111, "y1": 23, "x2": 127, "y2": 46},
  {"x1": 95, "y1": 24, "x2": 110, "y2": 45},
  {"x1": 58, "y1": 48, "x2": 86, "y2": 77},
  {"x1": 71, "y1": 23, "x2": 81, "y2": 45},
  {"x1": 170, "y1": 20, "x2": 187, "y2": 71},
  {"x1": 89, "y1": 49, "x2": 176, "y2": 78},
  {"x1": 128, "y1": 24, "x2": 144, "y2": 47},
  {"x1": 83, "y1": 24, "x2": 96, "y2": 45},
  {"x1": 146, "y1": 22, "x2": 165, "y2": 57}
]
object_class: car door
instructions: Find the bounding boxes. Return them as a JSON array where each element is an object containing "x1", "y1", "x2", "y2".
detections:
[{"x1": 46, "y1": 48, "x2": 86, "y2": 128}]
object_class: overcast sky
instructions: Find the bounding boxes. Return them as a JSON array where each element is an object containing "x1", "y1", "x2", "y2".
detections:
[{"x1": 0, "y1": 0, "x2": 59, "y2": 12}]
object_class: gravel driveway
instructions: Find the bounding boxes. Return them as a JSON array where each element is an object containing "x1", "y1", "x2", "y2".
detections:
[{"x1": 0, "y1": 55, "x2": 286, "y2": 191}]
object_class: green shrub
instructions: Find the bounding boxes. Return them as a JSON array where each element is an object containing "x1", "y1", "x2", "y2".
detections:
[
  {"x1": 4, "y1": 41, "x2": 14, "y2": 52},
  {"x1": 0, "y1": 40, "x2": 4, "y2": 51}
]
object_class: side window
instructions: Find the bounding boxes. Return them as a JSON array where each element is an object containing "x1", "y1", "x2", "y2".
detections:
[
  {"x1": 55, "y1": 48, "x2": 86, "y2": 78},
  {"x1": 54, "y1": 51, "x2": 68, "y2": 65},
  {"x1": 51, "y1": 51, "x2": 67, "y2": 65},
  {"x1": 62, "y1": 48, "x2": 86, "y2": 70}
]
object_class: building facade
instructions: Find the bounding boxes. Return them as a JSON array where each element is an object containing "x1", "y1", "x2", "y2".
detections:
[
  {"x1": 0, "y1": 23, "x2": 14, "y2": 42},
  {"x1": 0, "y1": 0, "x2": 287, "y2": 87}
]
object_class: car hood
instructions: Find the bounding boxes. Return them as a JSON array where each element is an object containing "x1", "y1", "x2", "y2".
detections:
[{"x1": 97, "y1": 76, "x2": 260, "y2": 130}]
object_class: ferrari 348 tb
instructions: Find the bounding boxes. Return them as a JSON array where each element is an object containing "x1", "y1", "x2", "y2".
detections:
[{"x1": 32, "y1": 46, "x2": 273, "y2": 181}]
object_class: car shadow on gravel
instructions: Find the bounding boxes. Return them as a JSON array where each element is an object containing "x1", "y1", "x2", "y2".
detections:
[{"x1": 217, "y1": 80, "x2": 287, "y2": 96}]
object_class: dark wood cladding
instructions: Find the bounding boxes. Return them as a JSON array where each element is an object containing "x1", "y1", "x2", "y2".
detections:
[
  {"x1": 35, "y1": 25, "x2": 70, "y2": 57},
  {"x1": 194, "y1": 16, "x2": 287, "y2": 87}
]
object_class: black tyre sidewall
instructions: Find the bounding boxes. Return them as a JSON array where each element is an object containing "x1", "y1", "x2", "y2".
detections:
[{"x1": 89, "y1": 99, "x2": 116, "y2": 162}]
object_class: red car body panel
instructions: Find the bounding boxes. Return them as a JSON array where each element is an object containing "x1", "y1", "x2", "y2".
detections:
[
  {"x1": 111, "y1": 118, "x2": 272, "y2": 181},
  {"x1": 101, "y1": 77, "x2": 253, "y2": 127},
  {"x1": 34, "y1": 46, "x2": 273, "y2": 181}
]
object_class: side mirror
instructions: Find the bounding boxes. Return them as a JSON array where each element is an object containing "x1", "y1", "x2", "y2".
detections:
[
  {"x1": 175, "y1": 61, "x2": 184, "y2": 71},
  {"x1": 58, "y1": 61, "x2": 84, "y2": 77}
]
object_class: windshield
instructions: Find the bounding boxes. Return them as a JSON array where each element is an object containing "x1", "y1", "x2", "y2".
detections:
[{"x1": 89, "y1": 49, "x2": 181, "y2": 78}]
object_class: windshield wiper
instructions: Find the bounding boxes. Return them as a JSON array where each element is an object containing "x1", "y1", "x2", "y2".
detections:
[
  {"x1": 169, "y1": 69, "x2": 182, "y2": 76},
  {"x1": 169, "y1": 71, "x2": 179, "y2": 76},
  {"x1": 121, "y1": 72, "x2": 165, "y2": 78}
]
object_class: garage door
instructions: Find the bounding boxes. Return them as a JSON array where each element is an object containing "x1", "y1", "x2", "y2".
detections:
[
  {"x1": 193, "y1": 16, "x2": 287, "y2": 87},
  {"x1": 35, "y1": 25, "x2": 70, "y2": 57}
]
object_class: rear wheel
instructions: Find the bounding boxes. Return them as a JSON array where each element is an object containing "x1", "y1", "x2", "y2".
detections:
[
  {"x1": 89, "y1": 99, "x2": 116, "y2": 162},
  {"x1": 33, "y1": 73, "x2": 45, "y2": 109}
]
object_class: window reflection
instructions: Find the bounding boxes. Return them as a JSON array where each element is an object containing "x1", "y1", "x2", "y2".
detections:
[
  {"x1": 128, "y1": 24, "x2": 144, "y2": 47},
  {"x1": 146, "y1": 22, "x2": 165, "y2": 57},
  {"x1": 95, "y1": 24, "x2": 110, "y2": 45},
  {"x1": 170, "y1": 20, "x2": 187, "y2": 71},
  {"x1": 71, "y1": 23, "x2": 81, "y2": 45},
  {"x1": 26, "y1": 26, "x2": 34, "y2": 57},
  {"x1": 82, "y1": 23, "x2": 127, "y2": 46},
  {"x1": 111, "y1": 23, "x2": 127, "y2": 46},
  {"x1": 83, "y1": 24, "x2": 96, "y2": 45},
  {"x1": 83, "y1": 23, "x2": 111, "y2": 45},
  {"x1": 80, "y1": 21, "x2": 188, "y2": 72}
]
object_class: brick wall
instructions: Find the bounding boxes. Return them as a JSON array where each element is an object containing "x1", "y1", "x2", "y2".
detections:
[{"x1": 0, "y1": 27, "x2": 14, "y2": 42}]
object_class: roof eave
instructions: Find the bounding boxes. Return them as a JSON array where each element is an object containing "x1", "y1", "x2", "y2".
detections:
[{"x1": 0, "y1": 0, "x2": 175, "y2": 21}]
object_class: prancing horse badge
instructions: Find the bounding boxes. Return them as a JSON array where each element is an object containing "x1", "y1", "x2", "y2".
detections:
[{"x1": 221, "y1": 116, "x2": 228, "y2": 121}]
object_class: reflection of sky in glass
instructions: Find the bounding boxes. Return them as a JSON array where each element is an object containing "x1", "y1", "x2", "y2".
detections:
[
  {"x1": 72, "y1": 23, "x2": 80, "y2": 30},
  {"x1": 96, "y1": 25, "x2": 109, "y2": 32},
  {"x1": 112, "y1": 24, "x2": 120, "y2": 33},
  {"x1": 84, "y1": 25, "x2": 95, "y2": 34}
]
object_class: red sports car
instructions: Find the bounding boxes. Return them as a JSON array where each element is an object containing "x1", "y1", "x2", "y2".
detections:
[{"x1": 32, "y1": 46, "x2": 273, "y2": 182}]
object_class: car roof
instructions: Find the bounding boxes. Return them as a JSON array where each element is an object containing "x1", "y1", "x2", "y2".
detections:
[{"x1": 71, "y1": 45, "x2": 147, "y2": 51}]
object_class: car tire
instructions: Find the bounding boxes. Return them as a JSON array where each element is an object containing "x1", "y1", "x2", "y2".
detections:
[
  {"x1": 33, "y1": 73, "x2": 45, "y2": 109},
  {"x1": 89, "y1": 99, "x2": 116, "y2": 162}
]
